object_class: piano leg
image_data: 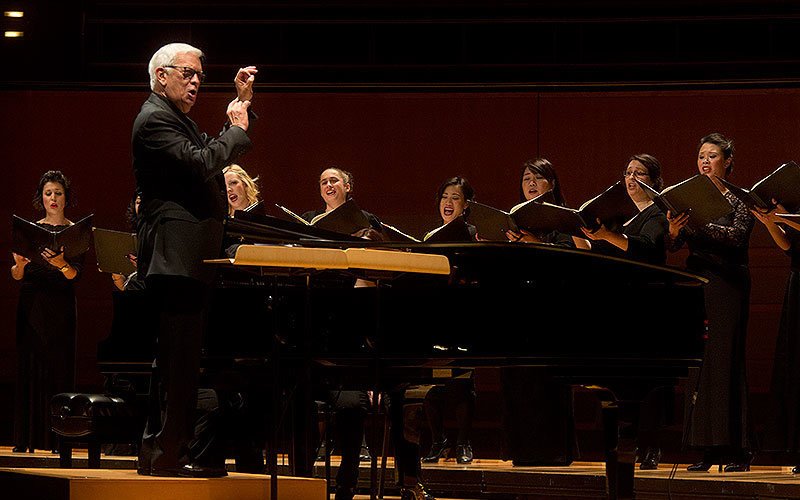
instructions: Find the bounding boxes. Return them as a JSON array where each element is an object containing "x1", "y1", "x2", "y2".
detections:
[{"x1": 600, "y1": 399, "x2": 640, "y2": 500}]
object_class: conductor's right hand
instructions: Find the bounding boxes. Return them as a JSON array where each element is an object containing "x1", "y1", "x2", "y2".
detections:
[{"x1": 227, "y1": 99, "x2": 251, "y2": 132}]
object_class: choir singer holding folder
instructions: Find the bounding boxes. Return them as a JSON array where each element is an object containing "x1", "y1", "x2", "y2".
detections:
[
  {"x1": 133, "y1": 42, "x2": 256, "y2": 478},
  {"x1": 302, "y1": 166, "x2": 382, "y2": 238},
  {"x1": 11, "y1": 170, "x2": 85, "y2": 453},
  {"x1": 668, "y1": 133, "x2": 755, "y2": 473},
  {"x1": 506, "y1": 158, "x2": 587, "y2": 248},
  {"x1": 581, "y1": 154, "x2": 671, "y2": 470},
  {"x1": 581, "y1": 154, "x2": 668, "y2": 265}
]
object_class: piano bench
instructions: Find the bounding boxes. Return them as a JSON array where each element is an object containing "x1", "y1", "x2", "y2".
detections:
[{"x1": 50, "y1": 393, "x2": 139, "y2": 468}]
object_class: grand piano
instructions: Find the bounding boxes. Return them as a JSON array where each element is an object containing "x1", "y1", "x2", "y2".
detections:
[{"x1": 98, "y1": 212, "x2": 707, "y2": 500}]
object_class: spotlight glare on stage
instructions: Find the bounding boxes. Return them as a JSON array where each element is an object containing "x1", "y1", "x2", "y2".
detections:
[
  {"x1": 4, "y1": 31, "x2": 23, "y2": 37},
  {"x1": 4, "y1": 11, "x2": 24, "y2": 18}
]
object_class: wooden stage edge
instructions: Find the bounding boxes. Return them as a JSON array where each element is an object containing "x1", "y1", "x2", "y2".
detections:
[
  {"x1": 4, "y1": 448, "x2": 800, "y2": 499},
  {"x1": 0, "y1": 468, "x2": 326, "y2": 500}
]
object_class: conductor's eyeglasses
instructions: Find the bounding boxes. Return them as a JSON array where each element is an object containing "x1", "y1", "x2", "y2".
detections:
[{"x1": 164, "y1": 65, "x2": 206, "y2": 83}]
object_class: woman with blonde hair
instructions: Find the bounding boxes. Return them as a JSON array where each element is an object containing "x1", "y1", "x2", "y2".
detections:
[{"x1": 223, "y1": 164, "x2": 260, "y2": 216}]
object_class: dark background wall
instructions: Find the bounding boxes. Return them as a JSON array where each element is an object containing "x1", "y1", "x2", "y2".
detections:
[{"x1": 0, "y1": 0, "x2": 797, "y2": 451}]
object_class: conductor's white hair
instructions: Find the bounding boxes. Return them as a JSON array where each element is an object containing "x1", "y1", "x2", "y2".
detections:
[{"x1": 148, "y1": 43, "x2": 204, "y2": 91}]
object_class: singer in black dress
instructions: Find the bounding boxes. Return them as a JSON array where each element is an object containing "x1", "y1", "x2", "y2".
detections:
[
  {"x1": 582, "y1": 154, "x2": 671, "y2": 469},
  {"x1": 582, "y1": 154, "x2": 668, "y2": 266},
  {"x1": 754, "y1": 209, "x2": 800, "y2": 470},
  {"x1": 667, "y1": 133, "x2": 755, "y2": 472},
  {"x1": 422, "y1": 176, "x2": 476, "y2": 465},
  {"x1": 501, "y1": 159, "x2": 578, "y2": 466},
  {"x1": 11, "y1": 170, "x2": 85, "y2": 453}
]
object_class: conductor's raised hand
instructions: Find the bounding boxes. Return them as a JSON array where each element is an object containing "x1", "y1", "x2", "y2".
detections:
[
  {"x1": 667, "y1": 210, "x2": 690, "y2": 238},
  {"x1": 234, "y1": 66, "x2": 258, "y2": 102},
  {"x1": 227, "y1": 98, "x2": 251, "y2": 132}
]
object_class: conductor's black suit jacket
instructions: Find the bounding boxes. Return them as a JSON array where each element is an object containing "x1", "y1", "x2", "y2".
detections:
[{"x1": 132, "y1": 93, "x2": 251, "y2": 284}]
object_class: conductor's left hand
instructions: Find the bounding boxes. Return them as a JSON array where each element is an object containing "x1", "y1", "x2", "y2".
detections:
[
  {"x1": 234, "y1": 66, "x2": 258, "y2": 102},
  {"x1": 227, "y1": 99, "x2": 251, "y2": 131}
]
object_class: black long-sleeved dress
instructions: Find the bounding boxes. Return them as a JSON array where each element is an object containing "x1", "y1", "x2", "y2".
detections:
[
  {"x1": 592, "y1": 203, "x2": 668, "y2": 265},
  {"x1": 14, "y1": 223, "x2": 84, "y2": 451},
  {"x1": 668, "y1": 190, "x2": 755, "y2": 451},
  {"x1": 764, "y1": 227, "x2": 800, "y2": 454}
]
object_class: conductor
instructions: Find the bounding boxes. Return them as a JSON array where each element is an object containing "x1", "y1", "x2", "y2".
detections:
[{"x1": 133, "y1": 42, "x2": 256, "y2": 477}]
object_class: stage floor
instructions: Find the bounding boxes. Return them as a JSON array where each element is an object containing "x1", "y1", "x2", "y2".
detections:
[{"x1": 3, "y1": 447, "x2": 800, "y2": 499}]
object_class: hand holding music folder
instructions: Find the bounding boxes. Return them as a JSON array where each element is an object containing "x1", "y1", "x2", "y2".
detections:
[
  {"x1": 512, "y1": 181, "x2": 638, "y2": 237},
  {"x1": 466, "y1": 191, "x2": 556, "y2": 241},
  {"x1": 718, "y1": 161, "x2": 800, "y2": 213},
  {"x1": 636, "y1": 175, "x2": 733, "y2": 229},
  {"x1": 92, "y1": 227, "x2": 138, "y2": 275},
  {"x1": 12, "y1": 214, "x2": 93, "y2": 267}
]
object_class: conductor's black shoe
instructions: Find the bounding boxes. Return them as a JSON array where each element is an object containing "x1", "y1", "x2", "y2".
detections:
[
  {"x1": 456, "y1": 443, "x2": 473, "y2": 464},
  {"x1": 12, "y1": 446, "x2": 28, "y2": 453},
  {"x1": 422, "y1": 438, "x2": 450, "y2": 463},
  {"x1": 639, "y1": 447, "x2": 661, "y2": 470},
  {"x1": 793, "y1": 465, "x2": 800, "y2": 474},
  {"x1": 400, "y1": 482, "x2": 436, "y2": 500}
]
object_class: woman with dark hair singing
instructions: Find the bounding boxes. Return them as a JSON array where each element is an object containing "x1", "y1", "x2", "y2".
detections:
[
  {"x1": 669, "y1": 133, "x2": 756, "y2": 472},
  {"x1": 507, "y1": 158, "x2": 587, "y2": 248},
  {"x1": 11, "y1": 170, "x2": 85, "y2": 453},
  {"x1": 582, "y1": 154, "x2": 668, "y2": 264}
]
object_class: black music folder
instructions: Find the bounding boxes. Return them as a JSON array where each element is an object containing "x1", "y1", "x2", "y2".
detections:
[
  {"x1": 309, "y1": 198, "x2": 372, "y2": 235},
  {"x1": 275, "y1": 204, "x2": 311, "y2": 224},
  {"x1": 423, "y1": 217, "x2": 474, "y2": 242},
  {"x1": 637, "y1": 175, "x2": 733, "y2": 228},
  {"x1": 243, "y1": 199, "x2": 266, "y2": 215},
  {"x1": 93, "y1": 227, "x2": 137, "y2": 275},
  {"x1": 718, "y1": 161, "x2": 800, "y2": 213},
  {"x1": 467, "y1": 191, "x2": 556, "y2": 241},
  {"x1": 276, "y1": 199, "x2": 371, "y2": 235},
  {"x1": 380, "y1": 222, "x2": 421, "y2": 242},
  {"x1": 514, "y1": 181, "x2": 638, "y2": 237},
  {"x1": 12, "y1": 214, "x2": 93, "y2": 266}
]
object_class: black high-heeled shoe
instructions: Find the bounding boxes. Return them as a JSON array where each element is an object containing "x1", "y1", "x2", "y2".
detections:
[
  {"x1": 12, "y1": 445, "x2": 28, "y2": 453},
  {"x1": 455, "y1": 442, "x2": 473, "y2": 464},
  {"x1": 723, "y1": 451, "x2": 752, "y2": 472},
  {"x1": 792, "y1": 465, "x2": 800, "y2": 474},
  {"x1": 687, "y1": 461, "x2": 721, "y2": 472},
  {"x1": 639, "y1": 447, "x2": 661, "y2": 470},
  {"x1": 687, "y1": 451, "x2": 723, "y2": 472},
  {"x1": 422, "y1": 438, "x2": 450, "y2": 463}
]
